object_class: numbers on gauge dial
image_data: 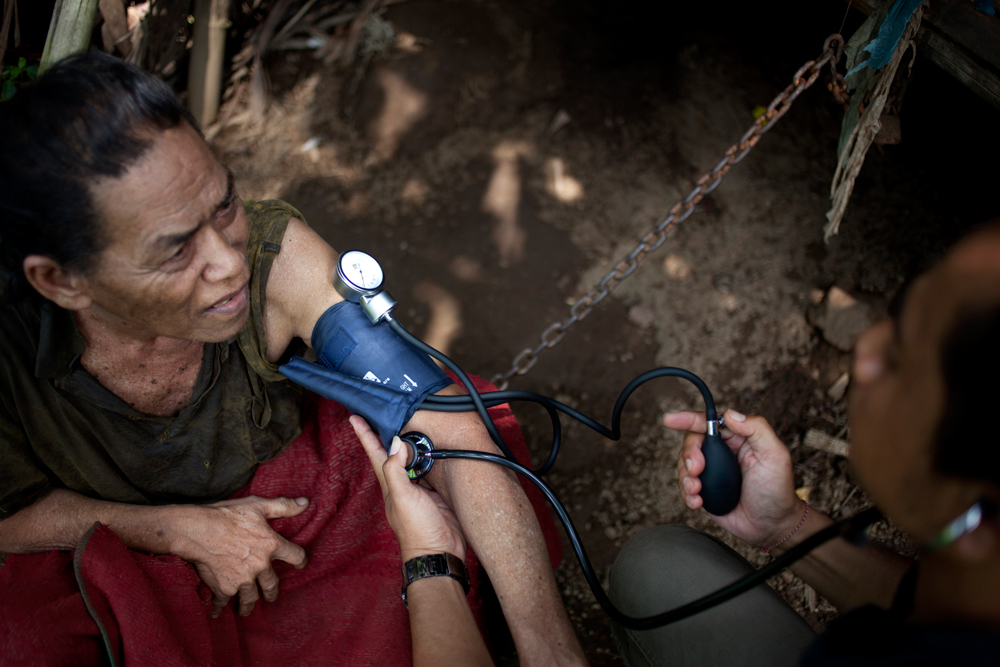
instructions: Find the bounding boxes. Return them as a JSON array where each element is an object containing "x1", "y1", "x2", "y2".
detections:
[{"x1": 339, "y1": 250, "x2": 384, "y2": 292}]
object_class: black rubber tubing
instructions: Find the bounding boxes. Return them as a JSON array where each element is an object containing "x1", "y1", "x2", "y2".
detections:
[
  {"x1": 431, "y1": 444, "x2": 883, "y2": 630},
  {"x1": 389, "y1": 315, "x2": 880, "y2": 626},
  {"x1": 399, "y1": 309, "x2": 742, "y2": 512},
  {"x1": 417, "y1": 366, "x2": 719, "y2": 472},
  {"x1": 389, "y1": 318, "x2": 522, "y2": 463}
]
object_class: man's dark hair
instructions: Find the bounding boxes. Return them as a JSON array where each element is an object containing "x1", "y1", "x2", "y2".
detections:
[
  {"x1": 0, "y1": 51, "x2": 198, "y2": 304},
  {"x1": 935, "y1": 304, "x2": 1000, "y2": 487}
]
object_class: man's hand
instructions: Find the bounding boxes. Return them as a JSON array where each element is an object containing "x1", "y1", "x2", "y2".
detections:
[
  {"x1": 167, "y1": 496, "x2": 310, "y2": 618},
  {"x1": 668, "y1": 408, "x2": 805, "y2": 549},
  {"x1": 351, "y1": 416, "x2": 467, "y2": 562}
]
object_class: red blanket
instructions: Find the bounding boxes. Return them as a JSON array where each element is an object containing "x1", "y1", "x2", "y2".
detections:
[{"x1": 0, "y1": 384, "x2": 562, "y2": 667}]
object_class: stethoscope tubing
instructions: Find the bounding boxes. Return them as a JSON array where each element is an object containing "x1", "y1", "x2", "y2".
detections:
[{"x1": 387, "y1": 317, "x2": 881, "y2": 629}]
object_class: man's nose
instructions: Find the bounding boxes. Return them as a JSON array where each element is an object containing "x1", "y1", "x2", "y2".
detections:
[{"x1": 200, "y1": 225, "x2": 246, "y2": 283}]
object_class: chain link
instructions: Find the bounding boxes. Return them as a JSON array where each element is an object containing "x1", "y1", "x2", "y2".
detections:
[{"x1": 491, "y1": 35, "x2": 845, "y2": 390}]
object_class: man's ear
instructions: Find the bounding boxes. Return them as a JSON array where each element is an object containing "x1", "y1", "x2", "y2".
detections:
[{"x1": 22, "y1": 255, "x2": 93, "y2": 311}]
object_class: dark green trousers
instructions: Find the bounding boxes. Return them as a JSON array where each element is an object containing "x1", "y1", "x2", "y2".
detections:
[{"x1": 609, "y1": 524, "x2": 816, "y2": 667}]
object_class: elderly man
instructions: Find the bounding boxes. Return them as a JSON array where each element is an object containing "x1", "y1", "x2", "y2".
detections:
[{"x1": 0, "y1": 53, "x2": 586, "y2": 666}]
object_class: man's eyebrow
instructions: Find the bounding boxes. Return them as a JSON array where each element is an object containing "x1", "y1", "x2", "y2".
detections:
[{"x1": 151, "y1": 170, "x2": 235, "y2": 254}]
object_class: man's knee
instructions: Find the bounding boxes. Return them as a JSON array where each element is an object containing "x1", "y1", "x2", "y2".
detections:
[{"x1": 610, "y1": 524, "x2": 753, "y2": 614}]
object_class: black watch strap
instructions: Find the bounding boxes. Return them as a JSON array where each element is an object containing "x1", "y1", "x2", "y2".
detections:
[{"x1": 401, "y1": 553, "x2": 469, "y2": 606}]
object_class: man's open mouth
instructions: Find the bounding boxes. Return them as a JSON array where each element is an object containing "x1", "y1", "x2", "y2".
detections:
[{"x1": 207, "y1": 284, "x2": 249, "y2": 313}]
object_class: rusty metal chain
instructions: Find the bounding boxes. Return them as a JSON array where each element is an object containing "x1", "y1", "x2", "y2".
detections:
[{"x1": 491, "y1": 34, "x2": 845, "y2": 390}]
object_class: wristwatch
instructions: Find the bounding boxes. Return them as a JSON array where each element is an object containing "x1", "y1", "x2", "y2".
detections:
[{"x1": 401, "y1": 553, "x2": 469, "y2": 606}]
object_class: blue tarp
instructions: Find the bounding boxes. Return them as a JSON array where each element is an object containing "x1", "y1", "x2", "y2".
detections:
[{"x1": 847, "y1": 0, "x2": 925, "y2": 76}]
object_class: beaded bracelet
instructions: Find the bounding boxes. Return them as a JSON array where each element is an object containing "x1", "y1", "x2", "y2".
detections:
[{"x1": 762, "y1": 504, "x2": 810, "y2": 554}]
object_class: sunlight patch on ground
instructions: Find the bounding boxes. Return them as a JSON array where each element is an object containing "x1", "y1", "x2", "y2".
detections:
[
  {"x1": 367, "y1": 69, "x2": 428, "y2": 165},
  {"x1": 401, "y1": 177, "x2": 430, "y2": 206},
  {"x1": 545, "y1": 157, "x2": 584, "y2": 203},
  {"x1": 413, "y1": 281, "x2": 463, "y2": 359},
  {"x1": 663, "y1": 254, "x2": 692, "y2": 281},
  {"x1": 449, "y1": 256, "x2": 484, "y2": 282},
  {"x1": 482, "y1": 140, "x2": 534, "y2": 267}
]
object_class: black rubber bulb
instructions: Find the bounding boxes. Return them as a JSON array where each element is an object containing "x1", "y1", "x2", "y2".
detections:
[{"x1": 698, "y1": 431, "x2": 742, "y2": 516}]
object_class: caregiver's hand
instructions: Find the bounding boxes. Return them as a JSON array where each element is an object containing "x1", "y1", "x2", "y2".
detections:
[
  {"x1": 350, "y1": 416, "x2": 467, "y2": 562},
  {"x1": 167, "y1": 495, "x2": 310, "y2": 618},
  {"x1": 667, "y1": 408, "x2": 805, "y2": 549}
]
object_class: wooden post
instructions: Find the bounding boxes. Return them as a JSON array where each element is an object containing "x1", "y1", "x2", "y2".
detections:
[
  {"x1": 187, "y1": 0, "x2": 229, "y2": 129},
  {"x1": 39, "y1": 0, "x2": 100, "y2": 75}
]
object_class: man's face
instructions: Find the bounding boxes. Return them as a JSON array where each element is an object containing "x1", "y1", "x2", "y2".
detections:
[
  {"x1": 849, "y1": 230, "x2": 1000, "y2": 541},
  {"x1": 76, "y1": 124, "x2": 251, "y2": 343}
]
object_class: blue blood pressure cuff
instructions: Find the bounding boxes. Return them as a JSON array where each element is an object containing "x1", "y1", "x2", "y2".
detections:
[{"x1": 279, "y1": 301, "x2": 453, "y2": 446}]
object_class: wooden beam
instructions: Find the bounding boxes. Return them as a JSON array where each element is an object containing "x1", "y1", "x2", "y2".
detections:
[
  {"x1": 924, "y1": 0, "x2": 1000, "y2": 72},
  {"x1": 187, "y1": 0, "x2": 230, "y2": 129},
  {"x1": 918, "y1": 23, "x2": 1000, "y2": 108},
  {"x1": 39, "y1": 0, "x2": 101, "y2": 75}
]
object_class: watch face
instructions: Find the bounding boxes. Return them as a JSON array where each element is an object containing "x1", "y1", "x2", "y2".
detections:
[{"x1": 339, "y1": 250, "x2": 384, "y2": 292}]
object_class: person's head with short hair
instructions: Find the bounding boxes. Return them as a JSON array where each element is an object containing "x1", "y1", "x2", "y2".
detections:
[
  {"x1": 0, "y1": 52, "x2": 251, "y2": 342},
  {"x1": 850, "y1": 223, "x2": 1000, "y2": 557}
]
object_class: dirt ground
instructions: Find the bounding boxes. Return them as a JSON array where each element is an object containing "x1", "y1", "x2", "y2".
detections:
[{"x1": 212, "y1": 0, "x2": 1000, "y2": 663}]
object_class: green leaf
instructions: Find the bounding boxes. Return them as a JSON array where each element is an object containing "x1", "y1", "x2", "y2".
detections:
[
  {"x1": 17, "y1": 57, "x2": 26, "y2": 69},
  {"x1": 24, "y1": 64, "x2": 38, "y2": 80},
  {"x1": 1, "y1": 80, "x2": 16, "y2": 102}
]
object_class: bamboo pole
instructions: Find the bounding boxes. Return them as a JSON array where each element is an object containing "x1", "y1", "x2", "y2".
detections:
[
  {"x1": 187, "y1": 0, "x2": 230, "y2": 129},
  {"x1": 1, "y1": 0, "x2": 17, "y2": 68},
  {"x1": 39, "y1": 0, "x2": 100, "y2": 75}
]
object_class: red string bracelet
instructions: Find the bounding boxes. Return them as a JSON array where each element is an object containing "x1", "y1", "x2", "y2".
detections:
[{"x1": 762, "y1": 504, "x2": 810, "y2": 554}]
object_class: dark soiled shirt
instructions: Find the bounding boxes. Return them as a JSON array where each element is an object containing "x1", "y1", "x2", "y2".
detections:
[
  {"x1": 0, "y1": 200, "x2": 307, "y2": 518},
  {"x1": 801, "y1": 565, "x2": 1000, "y2": 666},
  {"x1": 800, "y1": 605, "x2": 1000, "y2": 666}
]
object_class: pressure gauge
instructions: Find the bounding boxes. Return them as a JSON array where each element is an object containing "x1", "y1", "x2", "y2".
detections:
[
  {"x1": 334, "y1": 250, "x2": 397, "y2": 323},
  {"x1": 336, "y1": 250, "x2": 384, "y2": 296}
]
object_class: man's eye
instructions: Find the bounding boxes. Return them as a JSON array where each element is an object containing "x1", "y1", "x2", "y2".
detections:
[
  {"x1": 215, "y1": 196, "x2": 237, "y2": 225},
  {"x1": 166, "y1": 240, "x2": 191, "y2": 264}
]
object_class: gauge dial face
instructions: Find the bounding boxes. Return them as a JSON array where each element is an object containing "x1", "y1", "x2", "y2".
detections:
[{"x1": 339, "y1": 250, "x2": 384, "y2": 292}]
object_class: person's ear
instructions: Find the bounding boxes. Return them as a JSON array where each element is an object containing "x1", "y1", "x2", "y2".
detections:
[{"x1": 22, "y1": 255, "x2": 94, "y2": 311}]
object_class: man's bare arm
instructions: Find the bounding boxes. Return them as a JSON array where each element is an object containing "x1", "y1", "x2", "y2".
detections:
[
  {"x1": 772, "y1": 509, "x2": 913, "y2": 612},
  {"x1": 0, "y1": 488, "x2": 309, "y2": 617},
  {"x1": 672, "y1": 409, "x2": 912, "y2": 614},
  {"x1": 263, "y1": 219, "x2": 588, "y2": 666},
  {"x1": 261, "y1": 218, "x2": 344, "y2": 364}
]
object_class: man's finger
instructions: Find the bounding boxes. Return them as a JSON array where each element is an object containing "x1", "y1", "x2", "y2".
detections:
[
  {"x1": 663, "y1": 410, "x2": 708, "y2": 433},
  {"x1": 258, "y1": 566, "x2": 280, "y2": 602},
  {"x1": 196, "y1": 565, "x2": 229, "y2": 619},
  {"x1": 679, "y1": 432, "x2": 706, "y2": 476},
  {"x1": 211, "y1": 592, "x2": 230, "y2": 619},
  {"x1": 272, "y1": 535, "x2": 308, "y2": 569},
  {"x1": 381, "y1": 439, "x2": 417, "y2": 499},
  {"x1": 350, "y1": 415, "x2": 389, "y2": 497},
  {"x1": 259, "y1": 496, "x2": 310, "y2": 520},
  {"x1": 237, "y1": 581, "x2": 259, "y2": 617},
  {"x1": 722, "y1": 411, "x2": 780, "y2": 454}
]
